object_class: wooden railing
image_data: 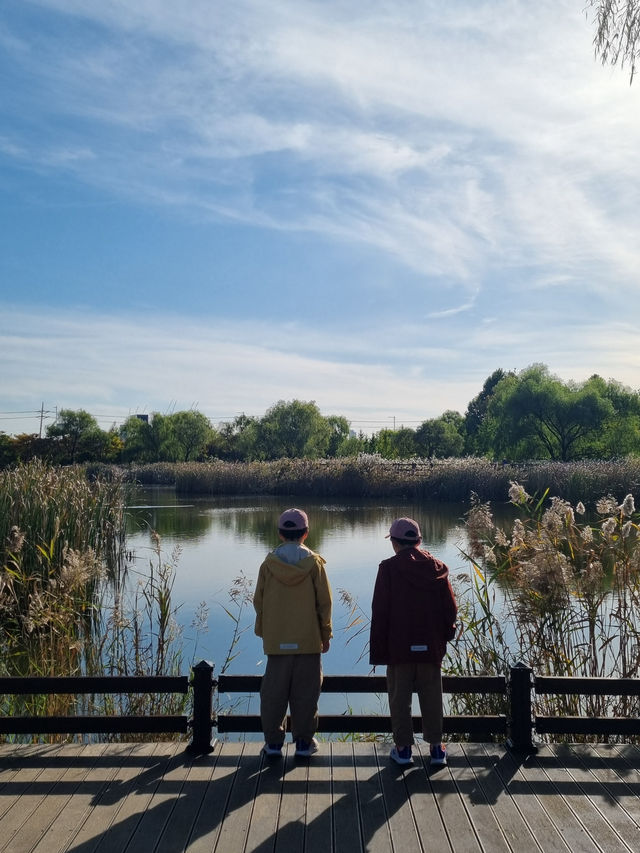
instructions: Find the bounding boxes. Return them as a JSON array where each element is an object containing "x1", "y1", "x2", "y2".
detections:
[{"x1": 1, "y1": 662, "x2": 639, "y2": 754}]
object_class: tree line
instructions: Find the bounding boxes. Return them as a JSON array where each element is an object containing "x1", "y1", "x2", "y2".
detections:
[{"x1": 2, "y1": 364, "x2": 640, "y2": 467}]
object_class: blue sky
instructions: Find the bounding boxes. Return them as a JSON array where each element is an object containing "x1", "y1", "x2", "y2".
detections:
[{"x1": 2, "y1": 0, "x2": 640, "y2": 437}]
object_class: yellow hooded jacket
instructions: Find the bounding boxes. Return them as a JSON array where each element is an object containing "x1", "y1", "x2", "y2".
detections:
[{"x1": 253, "y1": 547, "x2": 332, "y2": 655}]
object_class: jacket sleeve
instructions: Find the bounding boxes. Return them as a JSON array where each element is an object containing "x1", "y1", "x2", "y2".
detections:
[
  {"x1": 369, "y1": 563, "x2": 390, "y2": 665},
  {"x1": 312, "y1": 558, "x2": 333, "y2": 644},
  {"x1": 253, "y1": 562, "x2": 266, "y2": 638},
  {"x1": 442, "y1": 577, "x2": 458, "y2": 642}
]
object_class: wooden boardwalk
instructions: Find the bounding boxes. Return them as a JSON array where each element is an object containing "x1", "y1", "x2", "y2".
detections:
[{"x1": 1, "y1": 740, "x2": 640, "y2": 852}]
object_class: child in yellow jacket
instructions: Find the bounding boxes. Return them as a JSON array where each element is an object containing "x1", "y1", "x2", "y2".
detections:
[{"x1": 253, "y1": 508, "x2": 332, "y2": 757}]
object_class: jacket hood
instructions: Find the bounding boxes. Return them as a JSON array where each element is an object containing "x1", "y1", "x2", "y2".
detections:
[{"x1": 262, "y1": 552, "x2": 323, "y2": 587}]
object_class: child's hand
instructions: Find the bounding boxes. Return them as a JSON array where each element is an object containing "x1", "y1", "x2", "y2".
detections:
[{"x1": 322, "y1": 640, "x2": 330, "y2": 653}]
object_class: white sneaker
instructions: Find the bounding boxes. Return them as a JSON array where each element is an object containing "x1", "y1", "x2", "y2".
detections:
[{"x1": 295, "y1": 737, "x2": 319, "y2": 757}]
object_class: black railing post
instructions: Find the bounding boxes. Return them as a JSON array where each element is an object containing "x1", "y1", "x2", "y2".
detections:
[
  {"x1": 507, "y1": 662, "x2": 537, "y2": 754},
  {"x1": 186, "y1": 660, "x2": 215, "y2": 754}
]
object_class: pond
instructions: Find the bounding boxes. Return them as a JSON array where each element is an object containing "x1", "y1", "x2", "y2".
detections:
[{"x1": 125, "y1": 487, "x2": 473, "y2": 683}]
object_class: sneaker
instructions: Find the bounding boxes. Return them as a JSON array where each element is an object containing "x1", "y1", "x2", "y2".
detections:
[
  {"x1": 262, "y1": 743, "x2": 283, "y2": 757},
  {"x1": 430, "y1": 744, "x2": 447, "y2": 766},
  {"x1": 390, "y1": 745, "x2": 413, "y2": 765},
  {"x1": 295, "y1": 737, "x2": 319, "y2": 757}
]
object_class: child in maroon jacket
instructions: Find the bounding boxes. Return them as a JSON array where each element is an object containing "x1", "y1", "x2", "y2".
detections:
[{"x1": 370, "y1": 517, "x2": 457, "y2": 767}]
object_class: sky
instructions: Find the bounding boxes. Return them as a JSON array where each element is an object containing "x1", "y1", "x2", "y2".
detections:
[{"x1": 1, "y1": 0, "x2": 640, "y2": 437}]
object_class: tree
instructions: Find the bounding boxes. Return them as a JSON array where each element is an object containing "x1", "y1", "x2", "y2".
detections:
[
  {"x1": 485, "y1": 365, "x2": 614, "y2": 461},
  {"x1": 256, "y1": 400, "x2": 331, "y2": 459},
  {"x1": 325, "y1": 415, "x2": 351, "y2": 457},
  {"x1": 415, "y1": 413, "x2": 465, "y2": 459},
  {"x1": 588, "y1": 1, "x2": 640, "y2": 83},
  {"x1": 464, "y1": 368, "x2": 510, "y2": 454},
  {"x1": 167, "y1": 411, "x2": 214, "y2": 462},
  {"x1": 371, "y1": 427, "x2": 416, "y2": 459},
  {"x1": 46, "y1": 409, "x2": 107, "y2": 463}
]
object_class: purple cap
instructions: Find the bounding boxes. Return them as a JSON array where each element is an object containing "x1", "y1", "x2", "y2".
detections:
[
  {"x1": 386, "y1": 517, "x2": 421, "y2": 541},
  {"x1": 278, "y1": 508, "x2": 309, "y2": 531}
]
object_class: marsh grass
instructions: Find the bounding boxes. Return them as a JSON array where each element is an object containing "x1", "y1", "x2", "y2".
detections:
[
  {"x1": 453, "y1": 483, "x2": 640, "y2": 736},
  {"x1": 0, "y1": 462, "x2": 187, "y2": 741},
  {"x1": 121, "y1": 456, "x2": 640, "y2": 504}
]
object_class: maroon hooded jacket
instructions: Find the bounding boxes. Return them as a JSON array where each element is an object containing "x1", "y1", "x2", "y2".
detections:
[{"x1": 369, "y1": 546, "x2": 457, "y2": 666}]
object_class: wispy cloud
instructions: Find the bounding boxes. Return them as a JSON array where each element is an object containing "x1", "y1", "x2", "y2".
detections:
[{"x1": 2, "y1": 0, "x2": 640, "y2": 434}]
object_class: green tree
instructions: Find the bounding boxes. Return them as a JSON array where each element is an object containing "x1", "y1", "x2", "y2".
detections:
[
  {"x1": 46, "y1": 409, "x2": 107, "y2": 463},
  {"x1": 485, "y1": 365, "x2": 614, "y2": 461},
  {"x1": 415, "y1": 412, "x2": 464, "y2": 459},
  {"x1": 371, "y1": 427, "x2": 416, "y2": 459},
  {"x1": 167, "y1": 411, "x2": 214, "y2": 461},
  {"x1": 325, "y1": 415, "x2": 351, "y2": 457},
  {"x1": 464, "y1": 368, "x2": 509, "y2": 455},
  {"x1": 256, "y1": 400, "x2": 331, "y2": 459}
]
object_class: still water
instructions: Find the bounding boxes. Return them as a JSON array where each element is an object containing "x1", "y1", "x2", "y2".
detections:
[{"x1": 125, "y1": 487, "x2": 471, "y2": 680}]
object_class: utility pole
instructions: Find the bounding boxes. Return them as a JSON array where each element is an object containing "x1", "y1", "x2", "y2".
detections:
[{"x1": 39, "y1": 402, "x2": 44, "y2": 438}]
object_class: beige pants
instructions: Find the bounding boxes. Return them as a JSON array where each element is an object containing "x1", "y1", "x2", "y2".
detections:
[
  {"x1": 386, "y1": 662, "x2": 443, "y2": 747},
  {"x1": 260, "y1": 654, "x2": 323, "y2": 744}
]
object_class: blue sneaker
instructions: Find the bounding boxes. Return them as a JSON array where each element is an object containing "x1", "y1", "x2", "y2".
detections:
[
  {"x1": 390, "y1": 745, "x2": 413, "y2": 765},
  {"x1": 295, "y1": 737, "x2": 319, "y2": 757},
  {"x1": 262, "y1": 743, "x2": 283, "y2": 757},
  {"x1": 430, "y1": 744, "x2": 447, "y2": 766}
]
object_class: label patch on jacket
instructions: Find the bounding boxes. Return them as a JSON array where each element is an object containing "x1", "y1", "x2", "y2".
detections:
[
  {"x1": 280, "y1": 643, "x2": 298, "y2": 650},
  {"x1": 410, "y1": 644, "x2": 428, "y2": 652}
]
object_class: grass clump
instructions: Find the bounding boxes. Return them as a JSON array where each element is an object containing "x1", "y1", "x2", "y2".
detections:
[
  {"x1": 0, "y1": 462, "x2": 187, "y2": 740},
  {"x1": 452, "y1": 482, "x2": 640, "y2": 734}
]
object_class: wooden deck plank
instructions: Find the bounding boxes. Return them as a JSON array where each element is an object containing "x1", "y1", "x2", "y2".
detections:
[
  {"x1": 479, "y1": 743, "x2": 571, "y2": 853},
  {"x1": 153, "y1": 750, "x2": 220, "y2": 853},
  {"x1": 180, "y1": 741, "x2": 244, "y2": 853},
  {"x1": 352, "y1": 742, "x2": 391, "y2": 853},
  {"x1": 330, "y1": 742, "x2": 362, "y2": 853},
  {"x1": 518, "y1": 745, "x2": 609, "y2": 853},
  {"x1": 553, "y1": 744, "x2": 640, "y2": 853},
  {"x1": 541, "y1": 744, "x2": 632, "y2": 853},
  {"x1": 274, "y1": 745, "x2": 308, "y2": 853},
  {"x1": 54, "y1": 742, "x2": 162, "y2": 853},
  {"x1": 122, "y1": 742, "x2": 195, "y2": 853},
  {"x1": 461, "y1": 743, "x2": 545, "y2": 852},
  {"x1": 376, "y1": 742, "x2": 425, "y2": 853},
  {"x1": 0, "y1": 743, "x2": 79, "y2": 853},
  {"x1": 243, "y1": 745, "x2": 284, "y2": 853},
  {"x1": 445, "y1": 741, "x2": 512, "y2": 853},
  {"x1": 27, "y1": 742, "x2": 114, "y2": 853},
  {"x1": 422, "y1": 742, "x2": 485, "y2": 853},
  {"x1": 0, "y1": 744, "x2": 66, "y2": 822},
  {"x1": 71, "y1": 742, "x2": 178, "y2": 853},
  {"x1": 403, "y1": 744, "x2": 453, "y2": 853},
  {"x1": 1, "y1": 742, "x2": 640, "y2": 852},
  {"x1": 304, "y1": 740, "x2": 333, "y2": 853},
  {"x1": 211, "y1": 742, "x2": 264, "y2": 853}
]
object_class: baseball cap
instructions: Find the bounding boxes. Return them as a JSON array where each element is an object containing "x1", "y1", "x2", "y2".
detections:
[
  {"x1": 386, "y1": 517, "x2": 421, "y2": 540},
  {"x1": 277, "y1": 508, "x2": 309, "y2": 530}
]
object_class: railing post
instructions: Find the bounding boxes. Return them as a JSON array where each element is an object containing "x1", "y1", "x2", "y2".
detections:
[
  {"x1": 507, "y1": 662, "x2": 537, "y2": 754},
  {"x1": 186, "y1": 660, "x2": 215, "y2": 754}
]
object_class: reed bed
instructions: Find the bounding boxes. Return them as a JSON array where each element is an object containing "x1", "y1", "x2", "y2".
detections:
[
  {"x1": 447, "y1": 482, "x2": 640, "y2": 737},
  {"x1": 120, "y1": 456, "x2": 640, "y2": 505},
  {"x1": 0, "y1": 462, "x2": 186, "y2": 739}
]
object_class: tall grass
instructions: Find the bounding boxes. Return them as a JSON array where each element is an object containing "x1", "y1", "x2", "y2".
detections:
[
  {"x1": 119, "y1": 456, "x2": 640, "y2": 504},
  {"x1": 449, "y1": 483, "x2": 640, "y2": 734},
  {"x1": 0, "y1": 462, "x2": 187, "y2": 739}
]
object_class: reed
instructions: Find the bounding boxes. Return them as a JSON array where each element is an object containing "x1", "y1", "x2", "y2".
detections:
[
  {"x1": 451, "y1": 483, "x2": 640, "y2": 734},
  {"x1": 0, "y1": 462, "x2": 187, "y2": 739},
  {"x1": 119, "y1": 457, "x2": 640, "y2": 504}
]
